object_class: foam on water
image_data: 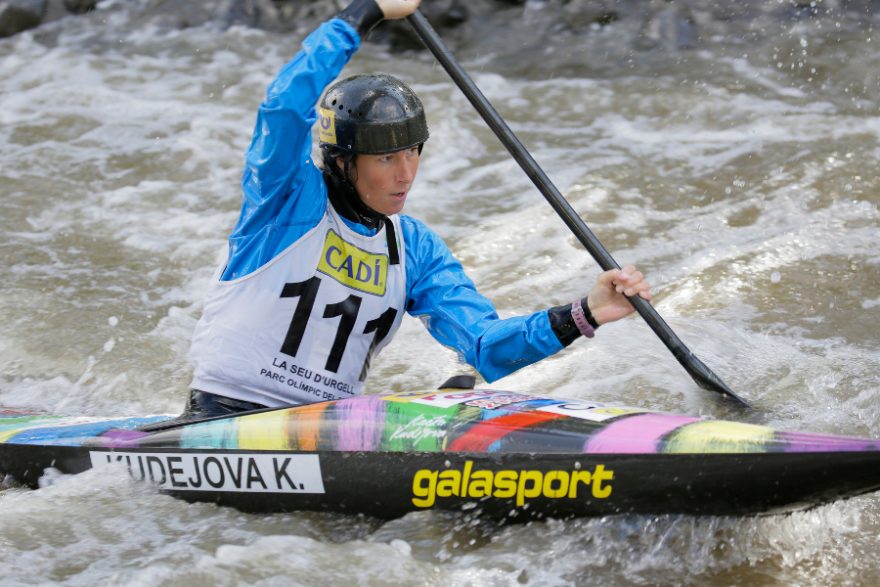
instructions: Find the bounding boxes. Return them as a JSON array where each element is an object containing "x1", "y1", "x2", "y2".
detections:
[{"x1": 1, "y1": 1, "x2": 879, "y2": 584}]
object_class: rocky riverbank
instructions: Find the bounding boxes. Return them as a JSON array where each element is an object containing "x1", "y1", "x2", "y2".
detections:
[{"x1": 2, "y1": 0, "x2": 879, "y2": 76}]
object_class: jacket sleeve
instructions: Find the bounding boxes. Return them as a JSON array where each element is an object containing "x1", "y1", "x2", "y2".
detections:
[
  {"x1": 222, "y1": 19, "x2": 360, "y2": 280},
  {"x1": 401, "y1": 216, "x2": 564, "y2": 382}
]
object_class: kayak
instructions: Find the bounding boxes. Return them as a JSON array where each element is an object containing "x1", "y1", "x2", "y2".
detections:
[{"x1": 2, "y1": 385, "x2": 880, "y2": 520}]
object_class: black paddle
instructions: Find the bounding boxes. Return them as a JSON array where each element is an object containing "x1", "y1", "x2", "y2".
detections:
[{"x1": 406, "y1": 11, "x2": 750, "y2": 407}]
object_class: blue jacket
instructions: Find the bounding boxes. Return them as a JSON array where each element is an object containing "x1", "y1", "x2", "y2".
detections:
[{"x1": 220, "y1": 18, "x2": 564, "y2": 382}]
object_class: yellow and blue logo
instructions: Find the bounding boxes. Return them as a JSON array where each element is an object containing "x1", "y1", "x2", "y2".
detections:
[
  {"x1": 317, "y1": 230, "x2": 388, "y2": 296},
  {"x1": 317, "y1": 108, "x2": 337, "y2": 145}
]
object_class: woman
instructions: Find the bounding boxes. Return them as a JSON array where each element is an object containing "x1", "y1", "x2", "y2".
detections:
[{"x1": 185, "y1": 0, "x2": 652, "y2": 418}]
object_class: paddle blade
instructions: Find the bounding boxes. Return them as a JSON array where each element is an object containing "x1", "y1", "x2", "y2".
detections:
[{"x1": 685, "y1": 354, "x2": 751, "y2": 406}]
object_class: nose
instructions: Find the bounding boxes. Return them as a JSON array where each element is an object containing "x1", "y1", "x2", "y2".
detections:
[{"x1": 396, "y1": 153, "x2": 418, "y2": 184}]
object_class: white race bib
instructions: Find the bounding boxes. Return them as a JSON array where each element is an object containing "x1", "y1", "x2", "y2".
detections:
[{"x1": 189, "y1": 207, "x2": 406, "y2": 406}]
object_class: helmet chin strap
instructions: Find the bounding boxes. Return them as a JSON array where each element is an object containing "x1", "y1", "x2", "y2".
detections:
[
  {"x1": 323, "y1": 172, "x2": 400, "y2": 265},
  {"x1": 325, "y1": 172, "x2": 384, "y2": 228}
]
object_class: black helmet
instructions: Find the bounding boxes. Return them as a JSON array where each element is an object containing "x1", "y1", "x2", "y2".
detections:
[{"x1": 318, "y1": 74, "x2": 429, "y2": 155}]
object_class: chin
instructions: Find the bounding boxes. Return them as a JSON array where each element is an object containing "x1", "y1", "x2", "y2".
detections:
[{"x1": 383, "y1": 202, "x2": 406, "y2": 216}]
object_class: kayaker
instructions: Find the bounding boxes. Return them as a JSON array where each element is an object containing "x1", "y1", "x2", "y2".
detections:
[{"x1": 183, "y1": 0, "x2": 652, "y2": 418}]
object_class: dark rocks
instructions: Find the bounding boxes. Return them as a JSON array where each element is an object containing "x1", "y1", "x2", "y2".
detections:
[
  {"x1": 562, "y1": 0, "x2": 621, "y2": 29},
  {"x1": 0, "y1": 0, "x2": 46, "y2": 37},
  {"x1": 0, "y1": 0, "x2": 95, "y2": 37},
  {"x1": 1, "y1": 0, "x2": 878, "y2": 79},
  {"x1": 636, "y1": 3, "x2": 698, "y2": 51},
  {"x1": 62, "y1": 0, "x2": 95, "y2": 14}
]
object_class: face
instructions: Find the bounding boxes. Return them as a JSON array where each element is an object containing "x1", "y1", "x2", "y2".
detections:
[{"x1": 343, "y1": 146, "x2": 420, "y2": 216}]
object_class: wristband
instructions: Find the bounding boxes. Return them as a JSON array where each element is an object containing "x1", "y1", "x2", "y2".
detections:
[
  {"x1": 571, "y1": 298, "x2": 597, "y2": 338},
  {"x1": 338, "y1": 0, "x2": 384, "y2": 37}
]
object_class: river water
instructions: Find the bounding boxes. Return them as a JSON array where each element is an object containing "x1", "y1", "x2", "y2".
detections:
[{"x1": 1, "y1": 1, "x2": 879, "y2": 585}]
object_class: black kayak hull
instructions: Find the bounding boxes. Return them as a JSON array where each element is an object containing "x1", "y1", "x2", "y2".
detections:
[{"x1": 3, "y1": 443, "x2": 879, "y2": 519}]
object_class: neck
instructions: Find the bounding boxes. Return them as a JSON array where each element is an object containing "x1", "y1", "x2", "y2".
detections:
[{"x1": 323, "y1": 172, "x2": 385, "y2": 229}]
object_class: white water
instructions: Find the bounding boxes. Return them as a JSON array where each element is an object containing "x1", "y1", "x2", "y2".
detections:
[{"x1": 1, "y1": 2, "x2": 879, "y2": 585}]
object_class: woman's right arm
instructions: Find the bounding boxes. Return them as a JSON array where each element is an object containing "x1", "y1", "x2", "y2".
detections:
[
  {"x1": 235, "y1": 20, "x2": 361, "y2": 240},
  {"x1": 236, "y1": 0, "x2": 418, "y2": 239}
]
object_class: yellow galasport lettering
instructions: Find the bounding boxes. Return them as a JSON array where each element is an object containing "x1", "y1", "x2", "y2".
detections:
[
  {"x1": 317, "y1": 108, "x2": 337, "y2": 145},
  {"x1": 410, "y1": 461, "x2": 615, "y2": 508},
  {"x1": 317, "y1": 230, "x2": 388, "y2": 296}
]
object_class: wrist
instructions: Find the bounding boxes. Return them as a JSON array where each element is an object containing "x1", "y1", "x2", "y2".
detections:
[
  {"x1": 585, "y1": 295, "x2": 606, "y2": 326},
  {"x1": 583, "y1": 298, "x2": 599, "y2": 328},
  {"x1": 571, "y1": 298, "x2": 598, "y2": 338},
  {"x1": 548, "y1": 299, "x2": 600, "y2": 346},
  {"x1": 339, "y1": 0, "x2": 384, "y2": 37}
]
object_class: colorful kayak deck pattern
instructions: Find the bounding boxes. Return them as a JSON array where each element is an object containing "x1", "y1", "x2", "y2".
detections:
[
  {"x1": 2, "y1": 389, "x2": 879, "y2": 456},
  {"x1": 0, "y1": 414, "x2": 166, "y2": 445}
]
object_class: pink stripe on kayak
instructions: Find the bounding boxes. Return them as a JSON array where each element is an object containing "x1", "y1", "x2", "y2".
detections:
[
  {"x1": 336, "y1": 395, "x2": 387, "y2": 451},
  {"x1": 584, "y1": 414, "x2": 699, "y2": 454},
  {"x1": 780, "y1": 430, "x2": 880, "y2": 453}
]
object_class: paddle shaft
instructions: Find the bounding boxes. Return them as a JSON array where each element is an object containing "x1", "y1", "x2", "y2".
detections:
[{"x1": 406, "y1": 11, "x2": 749, "y2": 406}]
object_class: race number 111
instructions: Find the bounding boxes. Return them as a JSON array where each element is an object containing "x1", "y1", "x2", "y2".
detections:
[{"x1": 279, "y1": 276, "x2": 397, "y2": 380}]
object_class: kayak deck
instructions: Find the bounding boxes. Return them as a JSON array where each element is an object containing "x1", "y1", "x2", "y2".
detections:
[{"x1": 1, "y1": 389, "x2": 879, "y2": 519}]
